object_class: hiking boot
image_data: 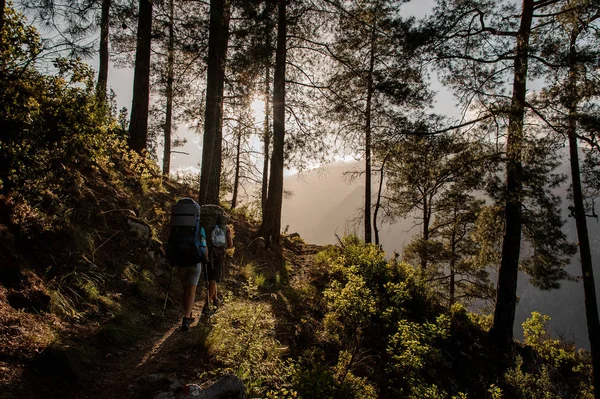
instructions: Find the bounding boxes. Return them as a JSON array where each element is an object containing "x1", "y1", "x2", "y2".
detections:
[
  {"x1": 202, "y1": 303, "x2": 212, "y2": 316},
  {"x1": 213, "y1": 297, "x2": 221, "y2": 309},
  {"x1": 181, "y1": 315, "x2": 194, "y2": 331}
]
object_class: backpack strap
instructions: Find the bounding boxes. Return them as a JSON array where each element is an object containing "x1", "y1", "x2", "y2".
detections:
[{"x1": 193, "y1": 202, "x2": 201, "y2": 249}]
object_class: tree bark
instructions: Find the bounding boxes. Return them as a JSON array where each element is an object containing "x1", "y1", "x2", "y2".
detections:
[
  {"x1": 364, "y1": 27, "x2": 376, "y2": 244},
  {"x1": 421, "y1": 195, "x2": 431, "y2": 273},
  {"x1": 373, "y1": 153, "x2": 389, "y2": 248},
  {"x1": 566, "y1": 26, "x2": 600, "y2": 397},
  {"x1": 261, "y1": 65, "x2": 271, "y2": 219},
  {"x1": 127, "y1": 0, "x2": 153, "y2": 154},
  {"x1": 162, "y1": 0, "x2": 174, "y2": 176},
  {"x1": 199, "y1": 0, "x2": 230, "y2": 205},
  {"x1": 232, "y1": 130, "x2": 241, "y2": 209},
  {"x1": 259, "y1": 0, "x2": 286, "y2": 248},
  {"x1": 96, "y1": 0, "x2": 110, "y2": 102},
  {"x1": 489, "y1": 0, "x2": 533, "y2": 350},
  {"x1": 449, "y1": 204, "x2": 458, "y2": 307}
]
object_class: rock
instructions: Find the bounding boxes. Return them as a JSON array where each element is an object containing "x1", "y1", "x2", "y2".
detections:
[
  {"x1": 153, "y1": 392, "x2": 175, "y2": 399},
  {"x1": 184, "y1": 374, "x2": 246, "y2": 399},
  {"x1": 169, "y1": 380, "x2": 184, "y2": 391},
  {"x1": 288, "y1": 232, "x2": 300, "y2": 239},
  {"x1": 144, "y1": 374, "x2": 165, "y2": 383},
  {"x1": 248, "y1": 237, "x2": 266, "y2": 252},
  {"x1": 128, "y1": 218, "x2": 151, "y2": 243},
  {"x1": 184, "y1": 384, "x2": 202, "y2": 397}
]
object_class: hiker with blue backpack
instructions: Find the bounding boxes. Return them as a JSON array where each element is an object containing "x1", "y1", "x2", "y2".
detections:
[
  {"x1": 166, "y1": 198, "x2": 207, "y2": 331},
  {"x1": 165, "y1": 199, "x2": 233, "y2": 329}
]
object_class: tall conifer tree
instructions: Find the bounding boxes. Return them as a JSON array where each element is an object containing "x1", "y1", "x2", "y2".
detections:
[
  {"x1": 18, "y1": 0, "x2": 113, "y2": 101},
  {"x1": 327, "y1": 0, "x2": 429, "y2": 244},
  {"x1": 430, "y1": 0, "x2": 577, "y2": 351},
  {"x1": 259, "y1": 0, "x2": 286, "y2": 247},
  {"x1": 530, "y1": 1, "x2": 600, "y2": 391},
  {"x1": 128, "y1": 0, "x2": 153, "y2": 154},
  {"x1": 199, "y1": 0, "x2": 230, "y2": 205}
]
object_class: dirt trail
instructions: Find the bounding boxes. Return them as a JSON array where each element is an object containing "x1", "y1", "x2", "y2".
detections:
[
  {"x1": 81, "y1": 242, "x2": 323, "y2": 399},
  {"x1": 83, "y1": 299, "x2": 209, "y2": 399},
  {"x1": 285, "y1": 243, "x2": 323, "y2": 287}
]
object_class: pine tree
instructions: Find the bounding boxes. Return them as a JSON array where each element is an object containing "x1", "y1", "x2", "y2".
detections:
[
  {"x1": 430, "y1": 190, "x2": 495, "y2": 307},
  {"x1": 326, "y1": 0, "x2": 430, "y2": 244},
  {"x1": 259, "y1": 0, "x2": 286, "y2": 247},
  {"x1": 199, "y1": 0, "x2": 231, "y2": 205},
  {"x1": 430, "y1": 0, "x2": 578, "y2": 351},
  {"x1": 528, "y1": 1, "x2": 600, "y2": 392},
  {"x1": 383, "y1": 132, "x2": 492, "y2": 275},
  {"x1": 127, "y1": 0, "x2": 153, "y2": 154},
  {"x1": 18, "y1": 0, "x2": 113, "y2": 101}
]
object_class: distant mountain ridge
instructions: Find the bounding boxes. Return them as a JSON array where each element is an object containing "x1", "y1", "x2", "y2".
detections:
[{"x1": 282, "y1": 162, "x2": 600, "y2": 350}]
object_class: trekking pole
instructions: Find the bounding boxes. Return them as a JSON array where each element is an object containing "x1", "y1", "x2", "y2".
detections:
[
  {"x1": 162, "y1": 263, "x2": 175, "y2": 317},
  {"x1": 204, "y1": 259, "x2": 211, "y2": 314}
]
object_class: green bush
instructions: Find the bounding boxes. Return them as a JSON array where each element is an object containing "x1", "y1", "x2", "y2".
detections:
[
  {"x1": 290, "y1": 348, "x2": 377, "y2": 399},
  {"x1": 206, "y1": 300, "x2": 290, "y2": 396},
  {"x1": 504, "y1": 312, "x2": 593, "y2": 398}
]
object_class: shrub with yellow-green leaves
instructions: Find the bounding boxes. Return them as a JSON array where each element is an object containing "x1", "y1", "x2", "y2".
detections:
[
  {"x1": 315, "y1": 236, "x2": 454, "y2": 398},
  {"x1": 386, "y1": 315, "x2": 451, "y2": 398},
  {"x1": 504, "y1": 312, "x2": 594, "y2": 398}
]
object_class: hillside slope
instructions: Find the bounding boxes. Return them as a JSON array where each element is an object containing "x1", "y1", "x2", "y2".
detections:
[
  {"x1": 0, "y1": 149, "x2": 325, "y2": 397},
  {"x1": 1, "y1": 158, "x2": 595, "y2": 398}
]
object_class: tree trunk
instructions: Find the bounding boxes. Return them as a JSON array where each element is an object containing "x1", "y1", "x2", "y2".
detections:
[
  {"x1": 232, "y1": 130, "x2": 241, "y2": 209},
  {"x1": 364, "y1": 27, "x2": 376, "y2": 244},
  {"x1": 421, "y1": 196, "x2": 430, "y2": 273},
  {"x1": 259, "y1": 0, "x2": 286, "y2": 248},
  {"x1": 373, "y1": 153, "x2": 389, "y2": 248},
  {"x1": 127, "y1": 0, "x2": 153, "y2": 154},
  {"x1": 1, "y1": 0, "x2": 7, "y2": 50},
  {"x1": 96, "y1": 0, "x2": 110, "y2": 102},
  {"x1": 566, "y1": 27, "x2": 600, "y2": 397},
  {"x1": 489, "y1": 0, "x2": 533, "y2": 350},
  {"x1": 261, "y1": 65, "x2": 271, "y2": 219},
  {"x1": 162, "y1": 0, "x2": 174, "y2": 176},
  {"x1": 449, "y1": 204, "x2": 458, "y2": 307},
  {"x1": 199, "y1": 0, "x2": 230, "y2": 205}
]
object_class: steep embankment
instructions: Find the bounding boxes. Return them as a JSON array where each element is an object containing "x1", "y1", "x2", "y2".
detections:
[
  {"x1": 0, "y1": 155, "x2": 325, "y2": 398},
  {"x1": 0, "y1": 154, "x2": 198, "y2": 397}
]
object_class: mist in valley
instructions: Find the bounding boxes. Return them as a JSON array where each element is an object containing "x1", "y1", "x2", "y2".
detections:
[{"x1": 282, "y1": 162, "x2": 600, "y2": 350}]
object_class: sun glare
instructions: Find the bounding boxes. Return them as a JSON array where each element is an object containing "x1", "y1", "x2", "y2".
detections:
[{"x1": 250, "y1": 97, "x2": 266, "y2": 123}]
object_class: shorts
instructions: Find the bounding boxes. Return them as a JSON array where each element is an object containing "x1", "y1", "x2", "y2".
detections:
[
  {"x1": 207, "y1": 254, "x2": 224, "y2": 282},
  {"x1": 176, "y1": 263, "x2": 202, "y2": 286}
]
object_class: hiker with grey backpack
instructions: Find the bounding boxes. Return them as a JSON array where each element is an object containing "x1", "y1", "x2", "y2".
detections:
[
  {"x1": 165, "y1": 198, "x2": 207, "y2": 331},
  {"x1": 200, "y1": 205, "x2": 233, "y2": 316}
]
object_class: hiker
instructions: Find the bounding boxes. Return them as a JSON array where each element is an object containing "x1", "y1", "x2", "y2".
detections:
[
  {"x1": 177, "y1": 260, "x2": 202, "y2": 330},
  {"x1": 203, "y1": 214, "x2": 233, "y2": 315},
  {"x1": 166, "y1": 198, "x2": 207, "y2": 331}
]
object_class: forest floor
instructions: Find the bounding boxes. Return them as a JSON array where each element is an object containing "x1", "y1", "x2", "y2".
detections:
[
  {"x1": 1, "y1": 220, "x2": 324, "y2": 399},
  {"x1": 81, "y1": 241, "x2": 324, "y2": 399}
]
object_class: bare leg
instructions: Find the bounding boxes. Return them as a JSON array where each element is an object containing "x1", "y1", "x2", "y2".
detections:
[
  {"x1": 208, "y1": 280, "x2": 217, "y2": 302},
  {"x1": 183, "y1": 285, "x2": 197, "y2": 318}
]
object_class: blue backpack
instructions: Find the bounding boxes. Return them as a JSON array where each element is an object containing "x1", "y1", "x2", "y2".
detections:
[{"x1": 166, "y1": 198, "x2": 207, "y2": 266}]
